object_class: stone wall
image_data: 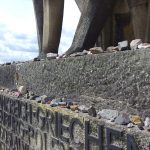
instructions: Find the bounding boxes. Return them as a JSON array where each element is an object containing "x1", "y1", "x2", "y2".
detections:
[
  {"x1": 1, "y1": 49, "x2": 150, "y2": 116},
  {"x1": 0, "y1": 93, "x2": 149, "y2": 150},
  {"x1": 0, "y1": 49, "x2": 150, "y2": 149},
  {"x1": 14, "y1": 49, "x2": 150, "y2": 117}
]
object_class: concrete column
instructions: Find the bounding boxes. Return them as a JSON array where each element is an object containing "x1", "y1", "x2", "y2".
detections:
[
  {"x1": 75, "y1": 0, "x2": 85, "y2": 12},
  {"x1": 65, "y1": 0, "x2": 115, "y2": 56},
  {"x1": 32, "y1": 0, "x2": 43, "y2": 54},
  {"x1": 145, "y1": 0, "x2": 150, "y2": 42},
  {"x1": 42, "y1": 0, "x2": 64, "y2": 54},
  {"x1": 127, "y1": 0, "x2": 148, "y2": 41}
]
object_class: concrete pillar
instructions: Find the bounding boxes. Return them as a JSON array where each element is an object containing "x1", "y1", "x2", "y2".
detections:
[
  {"x1": 75, "y1": 0, "x2": 85, "y2": 12},
  {"x1": 145, "y1": 0, "x2": 150, "y2": 42},
  {"x1": 65, "y1": 0, "x2": 115, "y2": 55},
  {"x1": 97, "y1": 0, "x2": 134, "y2": 49},
  {"x1": 42, "y1": 0, "x2": 64, "y2": 54},
  {"x1": 127, "y1": 0, "x2": 148, "y2": 41}
]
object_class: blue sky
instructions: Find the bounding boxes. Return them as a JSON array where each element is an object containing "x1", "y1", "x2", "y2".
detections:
[{"x1": 0, "y1": 0, "x2": 80, "y2": 64}]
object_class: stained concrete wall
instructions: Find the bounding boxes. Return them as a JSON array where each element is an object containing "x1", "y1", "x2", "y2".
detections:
[
  {"x1": 75, "y1": 0, "x2": 85, "y2": 12},
  {"x1": 16, "y1": 49, "x2": 150, "y2": 117},
  {"x1": 0, "y1": 94, "x2": 149, "y2": 150},
  {"x1": 0, "y1": 64, "x2": 16, "y2": 89},
  {"x1": 0, "y1": 49, "x2": 150, "y2": 117},
  {"x1": 0, "y1": 49, "x2": 150, "y2": 149}
]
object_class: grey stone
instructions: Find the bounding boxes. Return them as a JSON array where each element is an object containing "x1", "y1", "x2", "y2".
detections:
[
  {"x1": 30, "y1": 95, "x2": 39, "y2": 100},
  {"x1": 130, "y1": 39, "x2": 142, "y2": 50},
  {"x1": 115, "y1": 113, "x2": 130, "y2": 125},
  {"x1": 138, "y1": 43, "x2": 150, "y2": 49},
  {"x1": 40, "y1": 95, "x2": 47, "y2": 101},
  {"x1": 89, "y1": 47, "x2": 104, "y2": 54},
  {"x1": 98, "y1": 109, "x2": 119, "y2": 120},
  {"x1": 44, "y1": 96, "x2": 54, "y2": 103},
  {"x1": 70, "y1": 52, "x2": 87, "y2": 57},
  {"x1": 18, "y1": 86, "x2": 27, "y2": 95},
  {"x1": 83, "y1": 50, "x2": 89, "y2": 54},
  {"x1": 62, "y1": 99, "x2": 73, "y2": 104},
  {"x1": 35, "y1": 96, "x2": 42, "y2": 103},
  {"x1": 47, "y1": 53, "x2": 58, "y2": 59},
  {"x1": 31, "y1": 95, "x2": 47, "y2": 102},
  {"x1": 118, "y1": 40, "x2": 129, "y2": 51},
  {"x1": 33, "y1": 58, "x2": 40, "y2": 61},
  {"x1": 138, "y1": 124, "x2": 144, "y2": 130},
  {"x1": 106, "y1": 46, "x2": 119, "y2": 53},
  {"x1": 28, "y1": 91, "x2": 34, "y2": 98},
  {"x1": 88, "y1": 106, "x2": 97, "y2": 117},
  {"x1": 50, "y1": 99, "x2": 61, "y2": 106},
  {"x1": 4, "y1": 88, "x2": 9, "y2": 93},
  {"x1": 73, "y1": 102, "x2": 79, "y2": 105},
  {"x1": 110, "y1": 118, "x2": 115, "y2": 122},
  {"x1": 30, "y1": 93, "x2": 48, "y2": 104},
  {"x1": 75, "y1": 110, "x2": 79, "y2": 113},
  {"x1": 58, "y1": 102, "x2": 67, "y2": 106},
  {"x1": 78, "y1": 105, "x2": 89, "y2": 113},
  {"x1": 127, "y1": 123, "x2": 134, "y2": 128},
  {"x1": 144, "y1": 117, "x2": 150, "y2": 127},
  {"x1": 50, "y1": 103, "x2": 58, "y2": 107}
]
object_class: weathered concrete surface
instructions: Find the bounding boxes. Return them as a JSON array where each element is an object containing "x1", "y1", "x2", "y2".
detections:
[
  {"x1": 0, "y1": 93, "x2": 149, "y2": 150},
  {"x1": 42, "y1": 0, "x2": 64, "y2": 54},
  {"x1": 33, "y1": 0, "x2": 64, "y2": 54},
  {"x1": 128, "y1": 0, "x2": 148, "y2": 41},
  {"x1": 75, "y1": 0, "x2": 85, "y2": 12},
  {"x1": 33, "y1": 0, "x2": 150, "y2": 56},
  {"x1": 65, "y1": 0, "x2": 114, "y2": 55},
  {"x1": 0, "y1": 49, "x2": 150, "y2": 117},
  {"x1": 0, "y1": 64, "x2": 16, "y2": 89},
  {"x1": 33, "y1": 0, "x2": 43, "y2": 53},
  {"x1": 13, "y1": 49, "x2": 150, "y2": 117}
]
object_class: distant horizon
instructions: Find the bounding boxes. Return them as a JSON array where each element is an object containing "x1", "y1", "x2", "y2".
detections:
[{"x1": 0, "y1": 0, "x2": 80, "y2": 64}]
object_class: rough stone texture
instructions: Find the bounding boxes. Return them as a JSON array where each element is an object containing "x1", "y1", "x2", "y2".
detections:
[
  {"x1": 75, "y1": 0, "x2": 85, "y2": 12},
  {"x1": 98, "y1": 109, "x2": 119, "y2": 120},
  {"x1": 13, "y1": 49, "x2": 150, "y2": 117},
  {"x1": 33, "y1": 0, "x2": 150, "y2": 56},
  {"x1": 1, "y1": 49, "x2": 150, "y2": 117},
  {"x1": 33, "y1": 0, "x2": 64, "y2": 54},
  {"x1": 115, "y1": 113, "x2": 130, "y2": 125},
  {"x1": 0, "y1": 93, "x2": 149, "y2": 150},
  {"x1": 0, "y1": 64, "x2": 16, "y2": 89},
  {"x1": 32, "y1": 0, "x2": 43, "y2": 52},
  {"x1": 65, "y1": 0, "x2": 114, "y2": 55}
]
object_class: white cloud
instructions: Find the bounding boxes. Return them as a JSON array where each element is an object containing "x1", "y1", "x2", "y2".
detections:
[
  {"x1": 0, "y1": 0, "x2": 80, "y2": 63},
  {"x1": 0, "y1": 24, "x2": 38, "y2": 63},
  {"x1": 0, "y1": 0, "x2": 38, "y2": 64},
  {"x1": 0, "y1": 0, "x2": 37, "y2": 34}
]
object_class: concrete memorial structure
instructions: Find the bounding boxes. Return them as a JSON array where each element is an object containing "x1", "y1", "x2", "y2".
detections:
[
  {"x1": 0, "y1": 49, "x2": 150, "y2": 149},
  {"x1": 0, "y1": 94, "x2": 149, "y2": 150},
  {"x1": 0, "y1": 0, "x2": 150, "y2": 150},
  {"x1": 33, "y1": 0, "x2": 150, "y2": 56}
]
